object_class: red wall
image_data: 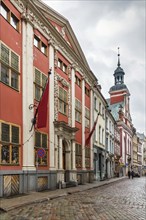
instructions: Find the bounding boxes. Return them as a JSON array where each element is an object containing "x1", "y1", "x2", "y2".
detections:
[
  {"x1": 0, "y1": 1, "x2": 22, "y2": 170},
  {"x1": 110, "y1": 95, "x2": 124, "y2": 104}
]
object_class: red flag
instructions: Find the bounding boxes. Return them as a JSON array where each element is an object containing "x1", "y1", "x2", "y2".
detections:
[
  {"x1": 85, "y1": 114, "x2": 99, "y2": 146},
  {"x1": 37, "y1": 81, "x2": 49, "y2": 128}
]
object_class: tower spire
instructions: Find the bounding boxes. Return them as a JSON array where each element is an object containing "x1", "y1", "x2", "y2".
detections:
[{"x1": 117, "y1": 47, "x2": 120, "y2": 67}]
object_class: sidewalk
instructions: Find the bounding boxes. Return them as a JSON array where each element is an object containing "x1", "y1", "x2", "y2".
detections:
[{"x1": 0, "y1": 176, "x2": 126, "y2": 212}]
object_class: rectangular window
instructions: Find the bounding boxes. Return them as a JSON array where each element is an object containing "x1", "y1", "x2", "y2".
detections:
[
  {"x1": 1, "y1": 43, "x2": 10, "y2": 65},
  {"x1": 85, "y1": 87, "x2": 90, "y2": 96},
  {"x1": 1, "y1": 64, "x2": 9, "y2": 85},
  {"x1": 58, "y1": 59, "x2": 62, "y2": 68},
  {"x1": 0, "y1": 43, "x2": 19, "y2": 90},
  {"x1": 41, "y1": 43, "x2": 47, "y2": 55},
  {"x1": 75, "y1": 75, "x2": 81, "y2": 87},
  {"x1": 75, "y1": 99, "x2": 82, "y2": 123},
  {"x1": 0, "y1": 122, "x2": 20, "y2": 165},
  {"x1": 85, "y1": 147, "x2": 90, "y2": 168},
  {"x1": 99, "y1": 126, "x2": 101, "y2": 144},
  {"x1": 75, "y1": 143, "x2": 82, "y2": 168},
  {"x1": 1, "y1": 2, "x2": 9, "y2": 20},
  {"x1": 99, "y1": 102, "x2": 101, "y2": 114},
  {"x1": 94, "y1": 97, "x2": 97, "y2": 109},
  {"x1": 34, "y1": 36, "x2": 40, "y2": 48},
  {"x1": 11, "y1": 71, "x2": 18, "y2": 89},
  {"x1": 85, "y1": 107, "x2": 90, "y2": 128},
  {"x1": 102, "y1": 107, "x2": 105, "y2": 118},
  {"x1": 1, "y1": 2, "x2": 20, "y2": 31},
  {"x1": 34, "y1": 35, "x2": 47, "y2": 55},
  {"x1": 11, "y1": 51, "x2": 19, "y2": 71},
  {"x1": 102, "y1": 129, "x2": 104, "y2": 144},
  {"x1": 10, "y1": 14, "x2": 19, "y2": 30},
  {"x1": 63, "y1": 64, "x2": 67, "y2": 73},
  {"x1": 34, "y1": 131, "x2": 48, "y2": 166},
  {"x1": 34, "y1": 68, "x2": 47, "y2": 101},
  {"x1": 59, "y1": 87, "x2": 68, "y2": 115}
]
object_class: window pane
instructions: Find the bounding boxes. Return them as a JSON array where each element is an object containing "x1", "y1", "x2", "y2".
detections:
[
  {"x1": 11, "y1": 51, "x2": 19, "y2": 71},
  {"x1": 59, "y1": 87, "x2": 63, "y2": 100},
  {"x1": 1, "y1": 123, "x2": 10, "y2": 142},
  {"x1": 11, "y1": 71, "x2": 18, "y2": 89},
  {"x1": 59, "y1": 100, "x2": 63, "y2": 113},
  {"x1": 35, "y1": 69, "x2": 41, "y2": 85},
  {"x1": 1, "y1": 145, "x2": 10, "y2": 164},
  {"x1": 11, "y1": 14, "x2": 19, "y2": 30},
  {"x1": 11, "y1": 146, "x2": 19, "y2": 164},
  {"x1": 64, "y1": 90, "x2": 67, "y2": 103},
  {"x1": 12, "y1": 126, "x2": 19, "y2": 144},
  {"x1": 41, "y1": 43, "x2": 47, "y2": 54},
  {"x1": 35, "y1": 86, "x2": 41, "y2": 101},
  {"x1": 1, "y1": 3, "x2": 8, "y2": 20},
  {"x1": 58, "y1": 60, "x2": 61, "y2": 68},
  {"x1": 42, "y1": 74, "x2": 47, "y2": 88},
  {"x1": 1, "y1": 44, "x2": 9, "y2": 65},
  {"x1": 34, "y1": 36, "x2": 39, "y2": 47},
  {"x1": 63, "y1": 64, "x2": 67, "y2": 73},
  {"x1": 1, "y1": 64, "x2": 9, "y2": 84},
  {"x1": 64, "y1": 103, "x2": 67, "y2": 115},
  {"x1": 35, "y1": 132, "x2": 41, "y2": 147},
  {"x1": 42, "y1": 134, "x2": 47, "y2": 148}
]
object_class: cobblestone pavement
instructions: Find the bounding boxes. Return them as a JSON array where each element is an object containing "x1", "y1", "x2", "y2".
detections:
[{"x1": 1, "y1": 177, "x2": 146, "y2": 220}]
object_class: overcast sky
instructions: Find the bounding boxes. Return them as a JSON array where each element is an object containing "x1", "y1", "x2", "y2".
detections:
[{"x1": 43, "y1": 0, "x2": 145, "y2": 134}]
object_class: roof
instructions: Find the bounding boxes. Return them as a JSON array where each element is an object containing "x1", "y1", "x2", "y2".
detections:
[{"x1": 109, "y1": 83, "x2": 129, "y2": 92}]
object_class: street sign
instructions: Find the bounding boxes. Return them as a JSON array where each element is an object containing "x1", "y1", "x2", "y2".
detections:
[{"x1": 37, "y1": 148, "x2": 45, "y2": 158}]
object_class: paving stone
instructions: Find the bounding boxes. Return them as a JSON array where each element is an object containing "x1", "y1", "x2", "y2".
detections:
[{"x1": 0, "y1": 177, "x2": 145, "y2": 220}]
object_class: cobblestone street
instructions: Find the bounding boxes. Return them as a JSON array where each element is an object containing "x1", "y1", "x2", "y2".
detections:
[{"x1": 1, "y1": 177, "x2": 146, "y2": 220}]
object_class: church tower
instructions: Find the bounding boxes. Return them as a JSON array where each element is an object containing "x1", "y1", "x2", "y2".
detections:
[
  {"x1": 109, "y1": 47, "x2": 130, "y2": 106},
  {"x1": 107, "y1": 48, "x2": 133, "y2": 176}
]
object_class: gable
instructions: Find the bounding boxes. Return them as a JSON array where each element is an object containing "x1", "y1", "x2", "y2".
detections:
[{"x1": 32, "y1": 0, "x2": 90, "y2": 69}]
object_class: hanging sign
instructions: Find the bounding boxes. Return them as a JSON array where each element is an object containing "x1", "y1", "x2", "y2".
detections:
[{"x1": 37, "y1": 148, "x2": 45, "y2": 158}]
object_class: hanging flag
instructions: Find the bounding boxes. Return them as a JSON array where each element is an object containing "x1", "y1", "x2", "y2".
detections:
[
  {"x1": 85, "y1": 113, "x2": 99, "y2": 146},
  {"x1": 37, "y1": 81, "x2": 49, "y2": 128}
]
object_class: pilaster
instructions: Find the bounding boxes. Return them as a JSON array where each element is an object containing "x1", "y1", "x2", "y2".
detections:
[
  {"x1": 82, "y1": 78, "x2": 85, "y2": 169},
  {"x1": 49, "y1": 44, "x2": 55, "y2": 170},
  {"x1": 22, "y1": 20, "x2": 35, "y2": 171}
]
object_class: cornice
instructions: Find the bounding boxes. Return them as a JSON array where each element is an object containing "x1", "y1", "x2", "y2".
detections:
[{"x1": 117, "y1": 121, "x2": 133, "y2": 136}]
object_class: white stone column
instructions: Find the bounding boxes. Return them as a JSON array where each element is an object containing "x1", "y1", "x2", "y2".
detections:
[
  {"x1": 22, "y1": 20, "x2": 35, "y2": 171},
  {"x1": 71, "y1": 67, "x2": 76, "y2": 171},
  {"x1": 82, "y1": 78, "x2": 85, "y2": 169},
  {"x1": 71, "y1": 67, "x2": 75, "y2": 127},
  {"x1": 90, "y1": 89, "x2": 94, "y2": 169},
  {"x1": 55, "y1": 134, "x2": 58, "y2": 169},
  {"x1": 72, "y1": 140, "x2": 76, "y2": 170},
  {"x1": 49, "y1": 43, "x2": 55, "y2": 170},
  {"x1": 58, "y1": 135, "x2": 63, "y2": 169}
]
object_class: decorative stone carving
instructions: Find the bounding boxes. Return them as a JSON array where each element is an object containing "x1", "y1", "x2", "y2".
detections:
[
  {"x1": 54, "y1": 73, "x2": 59, "y2": 121},
  {"x1": 67, "y1": 65, "x2": 71, "y2": 80},
  {"x1": 54, "y1": 73, "x2": 72, "y2": 126},
  {"x1": 54, "y1": 50, "x2": 58, "y2": 69},
  {"x1": 11, "y1": 0, "x2": 26, "y2": 13},
  {"x1": 61, "y1": 27, "x2": 66, "y2": 38},
  {"x1": 56, "y1": 74, "x2": 69, "y2": 88}
]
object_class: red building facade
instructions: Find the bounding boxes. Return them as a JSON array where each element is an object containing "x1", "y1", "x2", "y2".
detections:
[{"x1": 0, "y1": 0, "x2": 97, "y2": 197}]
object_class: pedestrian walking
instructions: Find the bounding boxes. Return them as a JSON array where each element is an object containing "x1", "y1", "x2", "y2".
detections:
[
  {"x1": 131, "y1": 170, "x2": 134, "y2": 179},
  {"x1": 128, "y1": 170, "x2": 131, "y2": 179}
]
